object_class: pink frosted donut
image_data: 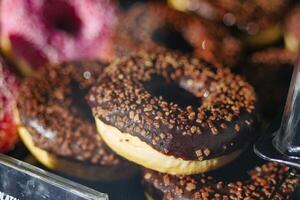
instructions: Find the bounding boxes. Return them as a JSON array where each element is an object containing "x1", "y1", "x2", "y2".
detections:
[
  {"x1": 0, "y1": 0, "x2": 117, "y2": 70},
  {"x1": 0, "y1": 58, "x2": 19, "y2": 152}
]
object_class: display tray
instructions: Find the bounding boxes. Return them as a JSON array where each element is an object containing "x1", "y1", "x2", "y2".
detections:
[
  {"x1": 4, "y1": 118, "x2": 300, "y2": 200},
  {"x1": 0, "y1": 154, "x2": 108, "y2": 200},
  {"x1": 5, "y1": 144, "x2": 300, "y2": 200}
]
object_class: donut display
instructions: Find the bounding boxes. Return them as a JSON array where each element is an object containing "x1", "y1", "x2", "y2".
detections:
[
  {"x1": 284, "y1": 4, "x2": 300, "y2": 53},
  {"x1": 168, "y1": 0, "x2": 290, "y2": 47},
  {"x1": 16, "y1": 61, "x2": 137, "y2": 181},
  {"x1": 0, "y1": 0, "x2": 117, "y2": 75},
  {"x1": 88, "y1": 51, "x2": 258, "y2": 175},
  {"x1": 1, "y1": 1, "x2": 300, "y2": 199},
  {"x1": 113, "y1": 3, "x2": 242, "y2": 67}
]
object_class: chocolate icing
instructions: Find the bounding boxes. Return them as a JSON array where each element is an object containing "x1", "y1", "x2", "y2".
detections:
[
  {"x1": 143, "y1": 150, "x2": 299, "y2": 200},
  {"x1": 113, "y1": 3, "x2": 241, "y2": 67},
  {"x1": 17, "y1": 61, "x2": 120, "y2": 165},
  {"x1": 88, "y1": 52, "x2": 258, "y2": 161}
]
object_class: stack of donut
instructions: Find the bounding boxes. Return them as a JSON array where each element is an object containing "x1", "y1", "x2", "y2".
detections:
[
  {"x1": 6, "y1": 0, "x2": 300, "y2": 198},
  {"x1": 15, "y1": 51, "x2": 299, "y2": 198},
  {"x1": 87, "y1": 51, "x2": 299, "y2": 199}
]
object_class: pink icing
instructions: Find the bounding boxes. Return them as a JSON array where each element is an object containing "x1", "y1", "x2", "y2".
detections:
[{"x1": 1, "y1": 0, "x2": 117, "y2": 68}]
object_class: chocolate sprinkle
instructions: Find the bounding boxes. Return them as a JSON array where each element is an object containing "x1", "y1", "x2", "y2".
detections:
[
  {"x1": 88, "y1": 51, "x2": 258, "y2": 161},
  {"x1": 17, "y1": 61, "x2": 120, "y2": 165},
  {"x1": 143, "y1": 161, "x2": 299, "y2": 200}
]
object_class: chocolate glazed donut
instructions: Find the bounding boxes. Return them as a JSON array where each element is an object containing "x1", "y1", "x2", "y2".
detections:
[
  {"x1": 143, "y1": 161, "x2": 299, "y2": 200},
  {"x1": 88, "y1": 51, "x2": 258, "y2": 175},
  {"x1": 16, "y1": 61, "x2": 137, "y2": 181},
  {"x1": 113, "y1": 3, "x2": 242, "y2": 67}
]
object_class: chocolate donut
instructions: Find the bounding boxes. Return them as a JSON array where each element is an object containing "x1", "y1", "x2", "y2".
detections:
[
  {"x1": 113, "y1": 3, "x2": 242, "y2": 67},
  {"x1": 284, "y1": 4, "x2": 300, "y2": 52},
  {"x1": 168, "y1": 0, "x2": 290, "y2": 47},
  {"x1": 16, "y1": 61, "x2": 137, "y2": 181},
  {"x1": 88, "y1": 51, "x2": 258, "y2": 175},
  {"x1": 242, "y1": 48, "x2": 294, "y2": 121},
  {"x1": 143, "y1": 153, "x2": 299, "y2": 200}
]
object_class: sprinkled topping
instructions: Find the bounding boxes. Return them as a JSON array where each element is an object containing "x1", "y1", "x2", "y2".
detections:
[
  {"x1": 195, "y1": 149, "x2": 203, "y2": 161},
  {"x1": 143, "y1": 161, "x2": 299, "y2": 200},
  {"x1": 204, "y1": 148, "x2": 210, "y2": 157},
  {"x1": 186, "y1": 182, "x2": 196, "y2": 192},
  {"x1": 89, "y1": 51, "x2": 257, "y2": 161},
  {"x1": 18, "y1": 61, "x2": 120, "y2": 166}
]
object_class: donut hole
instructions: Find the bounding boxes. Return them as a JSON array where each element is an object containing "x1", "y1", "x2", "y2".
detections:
[
  {"x1": 151, "y1": 24, "x2": 194, "y2": 53},
  {"x1": 70, "y1": 80, "x2": 94, "y2": 123},
  {"x1": 143, "y1": 74, "x2": 201, "y2": 109},
  {"x1": 42, "y1": 1, "x2": 82, "y2": 35}
]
